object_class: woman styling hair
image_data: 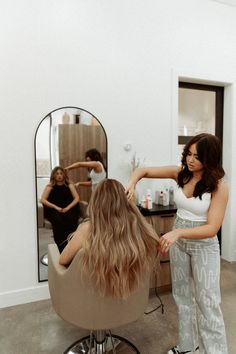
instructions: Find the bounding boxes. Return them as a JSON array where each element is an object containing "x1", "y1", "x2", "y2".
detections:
[
  {"x1": 126, "y1": 133, "x2": 228, "y2": 354},
  {"x1": 65, "y1": 148, "x2": 106, "y2": 192},
  {"x1": 59, "y1": 178, "x2": 159, "y2": 299}
]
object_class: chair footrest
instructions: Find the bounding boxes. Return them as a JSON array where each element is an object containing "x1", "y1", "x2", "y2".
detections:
[{"x1": 63, "y1": 333, "x2": 140, "y2": 354}]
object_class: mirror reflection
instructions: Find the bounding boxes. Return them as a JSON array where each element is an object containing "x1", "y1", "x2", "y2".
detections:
[{"x1": 35, "y1": 107, "x2": 107, "y2": 281}]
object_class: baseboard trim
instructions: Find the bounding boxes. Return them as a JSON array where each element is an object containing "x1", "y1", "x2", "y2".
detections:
[{"x1": 0, "y1": 283, "x2": 50, "y2": 309}]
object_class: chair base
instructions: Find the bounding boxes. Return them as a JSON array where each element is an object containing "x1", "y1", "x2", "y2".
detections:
[
  {"x1": 40, "y1": 252, "x2": 48, "y2": 266},
  {"x1": 64, "y1": 333, "x2": 140, "y2": 354}
]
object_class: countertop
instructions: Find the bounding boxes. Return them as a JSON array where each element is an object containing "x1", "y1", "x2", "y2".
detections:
[{"x1": 138, "y1": 202, "x2": 177, "y2": 216}]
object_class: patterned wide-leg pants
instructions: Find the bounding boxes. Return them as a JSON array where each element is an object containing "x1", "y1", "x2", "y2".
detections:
[{"x1": 169, "y1": 216, "x2": 228, "y2": 354}]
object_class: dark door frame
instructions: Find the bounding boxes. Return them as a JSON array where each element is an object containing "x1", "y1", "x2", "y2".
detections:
[
  {"x1": 178, "y1": 81, "x2": 224, "y2": 251},
  {"x1": 178, "y1": 81, "x2": 224, "y2": 144}
]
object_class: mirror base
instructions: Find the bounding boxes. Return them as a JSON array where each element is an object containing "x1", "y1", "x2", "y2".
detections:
[{"x1": 40, "y1": 253, "x2": 48, "y2": 266}]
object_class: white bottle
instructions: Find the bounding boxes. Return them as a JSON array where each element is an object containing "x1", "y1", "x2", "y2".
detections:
[
  {"x1": 159, "y1": 190, "x2": 164, "y2": 206},
  {"x1": 141, "y1": 195, "x2": 146, "y2": 208},
  {"x1": 169, "y1": 186, "x2": 174, "y2": 205},
  {"x1": 163, "y1": 186, "x2": 169, "y2": 206},
  {"x1": 163, "y1": 190, "x2": 169, "y2": 206},
  {"x1": 146, "y1": 189, "x2": 153, "y2": 210}
]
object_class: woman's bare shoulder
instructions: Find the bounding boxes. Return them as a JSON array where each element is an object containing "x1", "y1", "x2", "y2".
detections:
[
  {"x1": 218, "y1": 178, "x2": 228, "y2": 190},
  {"x1": 78, "y1": 219, "x2": 91, "y2": 233},
  {"x1": 212, "y1": 178, "x2": 228, "y2": 199},
  {"x1": 43, "y1": 183, "x2": 53, "y2": 191},
  {"x1": 69, "y1": 220, "x2": 90, "y2": 247},
  {"x1": 219, "y1": 178, "x2": 228, "y2": 194}
]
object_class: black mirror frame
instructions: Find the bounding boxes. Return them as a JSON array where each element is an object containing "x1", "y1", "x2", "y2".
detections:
[{"x1": 34, "y1": 106, "x2": 108, "y2": 282}]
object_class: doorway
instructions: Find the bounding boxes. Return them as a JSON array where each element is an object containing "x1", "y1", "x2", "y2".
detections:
[{"x1": 178, "y1": 81, "x2": 224, "y2": 250}]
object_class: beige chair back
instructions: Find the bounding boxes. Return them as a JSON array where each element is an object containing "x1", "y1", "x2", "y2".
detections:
[{"x1": 48, "y1": 244, "x2": 150, "y2": 331}]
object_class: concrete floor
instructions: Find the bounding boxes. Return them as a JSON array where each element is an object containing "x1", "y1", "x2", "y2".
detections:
[{"x1": 0, "y1": 260, "x2": 235, "y2": 354}]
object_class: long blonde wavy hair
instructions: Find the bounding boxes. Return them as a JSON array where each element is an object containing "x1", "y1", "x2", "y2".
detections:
[{"x1": 81, "y1": 179, "x2": 159, "y2": 299}]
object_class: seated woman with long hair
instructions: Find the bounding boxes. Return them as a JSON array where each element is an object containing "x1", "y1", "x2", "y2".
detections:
[
  {"x1": 41, "y1": 166, "x2": 80, "y2": 253},
  {"x1": 59, "y1": 179, "x2": 159, "y2": 299}
]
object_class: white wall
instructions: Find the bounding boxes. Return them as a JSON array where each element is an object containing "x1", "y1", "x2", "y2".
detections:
[{"x1": 1, "y1": 0, "x2": 236, "y2": 308}]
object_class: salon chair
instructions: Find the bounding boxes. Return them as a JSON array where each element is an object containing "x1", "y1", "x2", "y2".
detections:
[{"x1": 48, "y1": 244, "x2": 150, "y2": 354}]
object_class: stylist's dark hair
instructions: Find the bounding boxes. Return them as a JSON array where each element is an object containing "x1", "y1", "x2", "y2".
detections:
[
  {"x1": 85, "y1": 148, "x2": 103, "y2": 163},
  {"x1": 178, "y1": 133, "x2": 225, "y2": 198}
]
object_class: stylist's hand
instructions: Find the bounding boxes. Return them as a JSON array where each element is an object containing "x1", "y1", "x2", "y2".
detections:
[
  {"x1": 159, "y1": 230, "x2": 180, "y2": 253},
  {"x1": 125, "y1": 181, "x2": 136, "y2": 201}
]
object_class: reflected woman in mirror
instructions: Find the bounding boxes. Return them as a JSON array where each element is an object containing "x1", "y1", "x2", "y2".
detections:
[
  {"x1": 65, "y1": 148, "x2": 106, "y2": 192},
  {"x1": 59, "y1": 179, "x2": 159, "y2": 299},
  {"x1": 40, "y1": 166, "x2": 80, "y2": 253}
]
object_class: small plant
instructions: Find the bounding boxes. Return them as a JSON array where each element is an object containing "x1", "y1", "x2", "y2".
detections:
[{"x1": 130, "y1": 152, "x2": 145, "y2": 171}]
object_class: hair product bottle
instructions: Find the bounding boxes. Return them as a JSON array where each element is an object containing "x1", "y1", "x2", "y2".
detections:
[
  {"x1": 169, "y1": 186, "x2": 174, "y2": 205},
  {"x1": 146, "y1": 189, "x2": 153, "y2": 210},
  {"x1": 141, "y1": 195, "x2": 146, "y2": 208},
  {"x1": 163, "y1": 186, "x2": 169, "y2": 206},
  {"x1": 159, "y1": 190, "x2": 164, "y2": 206}
]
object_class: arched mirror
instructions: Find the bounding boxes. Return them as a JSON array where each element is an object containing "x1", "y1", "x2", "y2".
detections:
[{"x1": 35, "y1": 107, "x2": 107, "y2": 281}]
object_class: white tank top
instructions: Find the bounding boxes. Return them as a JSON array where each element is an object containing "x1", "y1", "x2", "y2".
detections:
[
  {"x1": 89, "y1": 161, "x2": 106, "y2": 191},
  {"x1": 174, "y1": 187, "x2": 211, "y2": 222}
]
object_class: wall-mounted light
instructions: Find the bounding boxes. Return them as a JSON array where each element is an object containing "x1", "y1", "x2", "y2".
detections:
[{"x1": 123, "y1": 143, "x2": 132, "y2": 152}]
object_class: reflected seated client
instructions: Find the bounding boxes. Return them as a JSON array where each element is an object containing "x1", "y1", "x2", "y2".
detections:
[{"x1": 40, "y1": 166, "x2": 80, "y2": 253}]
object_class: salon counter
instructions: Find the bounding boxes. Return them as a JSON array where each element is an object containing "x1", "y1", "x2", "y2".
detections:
[
  {"x1": 139, "y1": 203, "x2": 177, "y2": 293},
  {"x1": 138, "y1": 203, "x2": 177, "y2": 216}
]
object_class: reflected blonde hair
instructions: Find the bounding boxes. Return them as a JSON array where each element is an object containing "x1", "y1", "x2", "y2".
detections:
[
  {"x1": 82, "y1": 179, "x2": 159, "y2": 299},
  {"x1": 50, "y1": 166, "x2": 70, "y2": 186}
]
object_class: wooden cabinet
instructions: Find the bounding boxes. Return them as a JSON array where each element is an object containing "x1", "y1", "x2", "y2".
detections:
[
  {"x1": 59, "y1": 124, "x2": 107, "y2": 203},
  {"x1": 145, "y1": 212, "x2": 176, "y2": 292}
]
